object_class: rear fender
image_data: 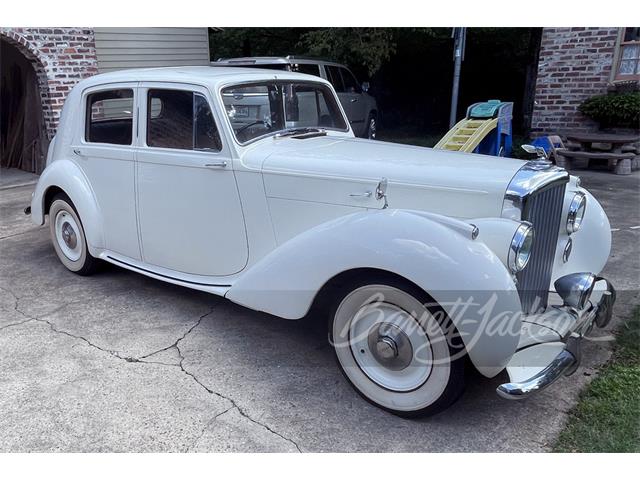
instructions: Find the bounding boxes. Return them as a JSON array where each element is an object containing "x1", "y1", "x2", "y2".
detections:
[
  {"x1": 31, "y1": 158, "x2": 104, "y2": 251},
  {"x1": 227, "y1": 209, "x2": 523, "y2": 377}
]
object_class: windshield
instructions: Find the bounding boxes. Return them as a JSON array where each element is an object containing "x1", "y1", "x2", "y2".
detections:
[{"x1": 221, "y1": 81, "x2": 348, "y2": 144}]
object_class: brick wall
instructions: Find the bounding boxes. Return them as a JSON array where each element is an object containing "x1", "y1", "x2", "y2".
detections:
[
  {"x1": 0, "y1": 28, "x2": 98, "y2": 139},
  {"x1": 531, "y1": 27, "x2": 620, "y2": 136}
]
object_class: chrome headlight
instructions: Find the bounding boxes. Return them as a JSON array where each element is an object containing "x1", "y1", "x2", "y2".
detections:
[
  {"x1": 567, "y1": 192, "x2": 587, "y2": 234},
  {"x1": 508, "y1": 222, "x2": 534, "y2": 273}
]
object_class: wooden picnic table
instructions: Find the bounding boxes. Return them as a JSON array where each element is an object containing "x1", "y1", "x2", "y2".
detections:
[{"x1": 557, "y1": 132, "x2": 640, "y2": 175}]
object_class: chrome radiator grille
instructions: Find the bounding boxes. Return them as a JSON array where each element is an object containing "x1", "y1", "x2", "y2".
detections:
[{"x1": 516, "y1": 181, "x2": 567, "y2": 314}]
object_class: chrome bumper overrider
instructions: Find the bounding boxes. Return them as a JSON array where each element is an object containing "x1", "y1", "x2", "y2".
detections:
[{"x1": 497, "y1": 275, "x2": 616, "y2": 400}]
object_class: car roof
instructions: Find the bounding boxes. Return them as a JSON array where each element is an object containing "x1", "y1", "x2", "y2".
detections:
[{"x1": 74, "y1": 66, "x2": 333, "y2": 91}]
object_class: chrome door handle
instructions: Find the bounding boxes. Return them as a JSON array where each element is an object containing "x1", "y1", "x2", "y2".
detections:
[
  {"x1": 350, "y1": 98, "x2": 358, "y2": 103},
  {"x1": 349, "y1": 191, "x2": 372, "y2": 198},
  {"x1": 204, "y1": 161, "x2": 228, "y2": 168}
]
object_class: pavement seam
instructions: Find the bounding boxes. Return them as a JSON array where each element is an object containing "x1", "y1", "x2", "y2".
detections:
[{"x1": 0, "y1": 286, "x2": 303, "y2": 453}]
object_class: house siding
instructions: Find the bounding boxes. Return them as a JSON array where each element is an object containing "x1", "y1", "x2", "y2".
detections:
[
  {"x1": 531, "y1": 27, "x2": 620, "y2": 136},
  {"x1": 93, "y1": 28, "x2": 210, "y2": 73}
]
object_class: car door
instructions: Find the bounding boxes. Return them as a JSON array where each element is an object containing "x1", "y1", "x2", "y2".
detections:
[
  {"x1": 136, "y1": 83, "x2": 248, "y2": 277},
  {"x1": 74, "y1": 83, "x2": 141, "y2": 260},
  {"x1": 325, "y1": 65, "x2": 366, "y2": 136},
  {"x1": 339, "y1": 67, "x2": 367, "y2": 136}
]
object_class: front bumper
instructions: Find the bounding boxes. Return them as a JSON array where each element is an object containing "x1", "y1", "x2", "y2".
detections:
[{"x1": 497, "y1": 276, "x2": 616, "y2": 400}]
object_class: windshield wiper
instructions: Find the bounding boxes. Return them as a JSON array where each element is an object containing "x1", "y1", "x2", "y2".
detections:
[{"x1": 274, "y1": 127, "x2": 327, "y2": 139}]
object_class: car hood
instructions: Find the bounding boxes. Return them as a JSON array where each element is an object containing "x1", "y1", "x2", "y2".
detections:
[{"x1": 247, "y1": 135, "x2": 527, "y2": 219}]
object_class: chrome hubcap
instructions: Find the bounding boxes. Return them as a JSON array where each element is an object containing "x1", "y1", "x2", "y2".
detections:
[
  {"x1": 61, "y1": 222, "x2": 77, "y2": 249},
  {"x1": 368, "y1": 323, "x2": 413, "y2": 371},
  {"x1": 347, "y1": 298, "x2": 434, "y2": 392},
  {"x1": 54, "y1": 210, "x2": 82, "y2": 262}
]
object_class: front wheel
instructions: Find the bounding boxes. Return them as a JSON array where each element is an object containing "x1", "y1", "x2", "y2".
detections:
[
  {"x1": 329, "y1": 276, "x2": 465, "y2": 417},
  {"x1": 49, "y1": 193, "x2": 98, "y2": 275}
]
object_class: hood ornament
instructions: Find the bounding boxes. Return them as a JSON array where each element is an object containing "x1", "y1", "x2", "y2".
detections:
[
  {"x1": 376, "y1": 178, "x2": 389, "y2": 209},
  {"x1": 522, "y1": 144, "x2": 552, "y2": 166}
]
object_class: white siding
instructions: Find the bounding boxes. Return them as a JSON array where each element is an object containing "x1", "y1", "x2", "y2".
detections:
[{"x1": 93, "y1": 28, "x2": 210, "y2": 73}]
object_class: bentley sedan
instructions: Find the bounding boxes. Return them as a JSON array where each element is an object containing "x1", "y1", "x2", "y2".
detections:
[{"x1": 30, "y1": 67, "x2": 615, "y2": 417}]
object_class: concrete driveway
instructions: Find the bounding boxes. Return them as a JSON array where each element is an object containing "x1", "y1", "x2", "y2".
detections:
[{"x1": 1, "y1": 167, "x2": 638, "y2": 452}]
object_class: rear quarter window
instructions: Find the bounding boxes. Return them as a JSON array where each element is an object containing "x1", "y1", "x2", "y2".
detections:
[{"x1": 85, "y1": 89, "x2": 134, "y2": 145}]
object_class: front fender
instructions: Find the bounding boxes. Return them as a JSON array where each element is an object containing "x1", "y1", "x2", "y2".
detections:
[
  {"x1": 551, "y1": 184, "x2": 611, "y2": 283},
  {"x1": 31, "y1": 158, "x2": 104, "y2": 251},
  {"x1": 227, "y1": 209, "x2": 523, "y2": 377}
]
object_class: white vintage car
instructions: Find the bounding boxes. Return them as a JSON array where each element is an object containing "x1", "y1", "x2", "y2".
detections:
[{"x1": 30, "y1": 67, "x2": 616, "y2": 417}]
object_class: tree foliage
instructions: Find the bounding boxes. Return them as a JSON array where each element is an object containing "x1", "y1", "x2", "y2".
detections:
[
  {"x1": 298, "y1": 28, "x2": 396, "y2": 76},
  {"x1": 210, "y1": 28, "x2": 437, "y2": 77},
  {"x1": 209, "y1": 28, "x2": 312, "y2": 60}
]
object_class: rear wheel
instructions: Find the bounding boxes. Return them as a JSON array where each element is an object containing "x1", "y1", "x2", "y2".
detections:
[
  {"x1": 329, "y1": 275, "x2": 465, "y2": 417},
  {"x1": 49, "y1": 193, "x2": 98, "y2": 275},
  {"x1": 365, "y1": 114, "x2": 377, "y2": 140}
]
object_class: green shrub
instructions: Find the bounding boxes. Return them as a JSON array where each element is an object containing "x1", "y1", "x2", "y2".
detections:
[{"x1": 579, "y1": 92, "x2": 640, "y2": 129}]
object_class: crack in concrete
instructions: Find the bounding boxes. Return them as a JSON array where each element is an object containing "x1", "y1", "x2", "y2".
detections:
[
  {"x1": 138, "y1": 305, "x2": 218, "y2": 362},
  {"x1": 0, "y1": 286, "x2": 80, "y2": 332},
  {"x1": 177, "y1": 361, "x2": 303, "y2": 454},
  {"x1": 0, "y1": 318, "x2": 33, "y2": 331},
  {"x1": 141, "y1": 304, "x2": 302, "y2": 452},
  {"x1": 0, "y1": 230, "x2": 32, "y2": 241},
  {"x1": 185, "y1": 406, "x2": 235, "y2": 453},
  {"x1": 0, "y1": 285, "x2": 302, "y2": 452}
]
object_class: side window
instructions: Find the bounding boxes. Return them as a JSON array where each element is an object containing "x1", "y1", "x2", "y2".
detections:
[
  {"x1": 147, "y1": 89, "x2": 221, "y2": 151},
  {"x1": 194, "y1": 94, "x2": 221, "y2": 150},
  {"x1": 340, "y1": 68, "x2": 361, "y2": 94},
  {"x1": 85, "y1": 89, "x2": 133, "y2": 145},
  {"x1": 292, "y1": 63, "x2": 321, "y2": 77},
  {"x1": 325, "y1": 65, "x2": 345, "y2": 93}
]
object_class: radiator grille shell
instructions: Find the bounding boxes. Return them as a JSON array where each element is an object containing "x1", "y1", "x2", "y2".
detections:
[{"x1": 516, "y1": 181, "x2": 567, "y2": 314}]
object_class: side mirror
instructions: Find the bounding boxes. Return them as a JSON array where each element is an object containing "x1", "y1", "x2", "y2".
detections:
[
  {"x1": 521, "y1": 144, "x2": 549, "y2": 160},
  {"x1": 361, "y1": 82, "x2": 370, "y2": 93}
]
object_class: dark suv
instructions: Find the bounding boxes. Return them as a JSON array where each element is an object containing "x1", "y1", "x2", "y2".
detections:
[{"x1": 212, "y1": 56, "x2": 378, "y2": 139}]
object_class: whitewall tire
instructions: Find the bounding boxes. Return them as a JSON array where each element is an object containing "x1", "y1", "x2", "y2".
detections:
[
  {"x1": 329, "y1": 275, "x2": 465, "y2": 417},
  {"x1": 49, "y1": 193, "x2": 98, "y2": 275}
]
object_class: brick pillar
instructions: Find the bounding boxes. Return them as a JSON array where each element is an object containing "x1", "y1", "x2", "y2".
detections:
[
  {"x1": 0, "y1": 28, "x2": 98, "y2": 139},
  {"x1": 531, "y1": 27, "x2": 620, "y2": 137}
]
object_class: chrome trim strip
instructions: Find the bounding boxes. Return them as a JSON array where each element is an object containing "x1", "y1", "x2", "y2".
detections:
[{"x1": 106, "y1": 256, "x2": 232, "y2": 287}]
